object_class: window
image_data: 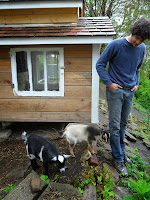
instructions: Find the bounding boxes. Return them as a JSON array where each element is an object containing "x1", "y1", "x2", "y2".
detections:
[{"x1": 10, "y1": 48, "x2": 64, "y2": 96}]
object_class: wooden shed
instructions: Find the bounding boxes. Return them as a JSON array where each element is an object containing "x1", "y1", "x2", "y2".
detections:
[{"x1": 0, "y1": 0, "x2": 116, "y2": 123}]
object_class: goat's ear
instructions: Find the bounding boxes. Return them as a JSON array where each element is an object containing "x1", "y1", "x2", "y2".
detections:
[
  {"x1": 63, "y1": 154, "x2": 72, "y2": 159},
  {"x1": 51, "y1": 156, "x2": 57, "y2": 161}
]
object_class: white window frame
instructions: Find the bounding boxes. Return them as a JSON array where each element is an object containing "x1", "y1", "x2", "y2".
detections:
[{"x1": 10, "y1": 47, "x2": 64, "y2": 97}]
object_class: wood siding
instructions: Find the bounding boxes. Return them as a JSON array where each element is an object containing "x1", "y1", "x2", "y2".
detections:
[
  {"x1": 0, "y1": 8, "x2": 79, "y2": 24},
  {"x1": 0, "y1": 44, "x2": 92, "y2": 122}
]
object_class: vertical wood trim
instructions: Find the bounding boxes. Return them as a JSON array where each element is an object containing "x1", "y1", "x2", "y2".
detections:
[
  {"x1": 60, "y1": 48, "x2": 64, "y2": 96},
  {"x1": 91, "y1": 44, "x2": 100, "y2": 123},
  {"x1": 27, "y1": 49, "x2": 33, "y2": 91},
  {"x1": 44, "y1": 51, "x2": 47, "y2": 91},
  {"x1": 10, "y1": 48, "x2": 18, "y2": 93}
]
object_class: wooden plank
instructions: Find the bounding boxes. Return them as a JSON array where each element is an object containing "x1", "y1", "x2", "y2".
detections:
[
  {"x1": 0, "y1": 51, "x2": 9, "y2": 59},
  {"x1": 65, "y1": 78, "x2": 91, "y2": 86},
  {"x1": 0, "y1": 86, "x2": 14, "y2": 98},
  {"x1": 0, "y1": 14, "x2": 78, "y2": 24},
  {"x1": 0, "y1": 111, "x2": 91, "y2": 122},
  {"x1": 65, "y1": 72, "x2": 92, "y2": 79},
  {"x1": 0, "y1": 59, "x2": 11, "y2": 72},
  {"x1": 0, "y1": 73, "x2": 12, "y2": 86},
  {"x1": 0, "y1": 8, "x2": 77, "y2": 15},
  {"x1": 0, "y1": 86, "x2": 92, "y2": 98},
  {"x1": 0, "y1": 99, "x2": 91, "y2": 112},
  {"x1": 64, "y1": 45, "x2": 92, "y2": 57},
  {"x1": 65, "y1": 86, "x2": 91, "y2": 98},
  {"x1": 65, "y1": 57, "x2": 92, "y2": 72},
  {"x1": 0, "y1": 45, "x2": 91, "y2": 57},
  {"x1": 0, "y1": 46, "x2": 10, "y2": 53}
]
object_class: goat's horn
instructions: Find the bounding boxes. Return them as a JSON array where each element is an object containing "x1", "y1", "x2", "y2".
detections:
[
  {"x1": 51, "y1": 156, "x2": 57, "y2": 161},
  {"x1": 63, "y1": 155, "x2": 72, "y2": 158}
]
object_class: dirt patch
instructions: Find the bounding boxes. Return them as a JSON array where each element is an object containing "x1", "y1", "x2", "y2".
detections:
[{"x1": 0, "y1": 122, "x2": 99, "y2": 198}]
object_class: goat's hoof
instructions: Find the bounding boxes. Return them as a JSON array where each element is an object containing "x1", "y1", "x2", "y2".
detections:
[{"x1": 90, "y1": 151, "x2": 95, "y2": 155}]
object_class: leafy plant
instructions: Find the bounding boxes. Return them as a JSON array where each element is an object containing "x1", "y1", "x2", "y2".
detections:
[
  {"x1": 132, "y1": 132, "x2": 139, "y2": 138},
  {"x1": 4, "y1": 184, "x2": 16, "y2": 194},
  {"x1": 76, "y1": 163, "x2": 117, "y2": 199},
  {"x1": 123, "y1": 179, "x2": 150, "y2": 200},
  {"x1": 53, "y1": 174, "x2": 60, "y2": 181},
  {"x1": 1, "y1": 184, "x2": 17, "y2": 200},
  {"x1": 122, "y1": 148, "x2": 150, "y2": 200},
  {"x1": 40, "y1": 174, "x2": 50, "y2": 184},
  {"x1": 125, "y1": 148, "x2": 149, "y2": 180}
]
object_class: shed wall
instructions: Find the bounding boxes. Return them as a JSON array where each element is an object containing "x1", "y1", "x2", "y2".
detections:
[
  {"x1": 0, "y1": 44, "x2": 92, "y2": 122},
  {"x1": 0, "y1": 8, "x2": 79, "y2": 24}
]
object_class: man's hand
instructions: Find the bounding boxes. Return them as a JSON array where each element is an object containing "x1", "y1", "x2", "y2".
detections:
[
  {"x1": 108, "y1": 83, "x2": 123, "y2": 91},
  {"x1": 131, "y1": 85, "x2": 139, "y2": 92}
]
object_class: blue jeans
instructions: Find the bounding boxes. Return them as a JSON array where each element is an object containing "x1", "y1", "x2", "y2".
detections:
[{"x1": 106, "y1": 87, "x2": 135, "y2": 162}]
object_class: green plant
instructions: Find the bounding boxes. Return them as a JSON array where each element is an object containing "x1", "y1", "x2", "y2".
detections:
[
  {"x1": 4, "y1": 184, "x2": 16, "y2": 194},
  {"x1": 1, "y1": 184, "x2": 17, "y2": 200},
  {"x1": 76, "y1": 163, "x2": 117, "y2": 199},
  {"x1": 132, "y1": 98, "x2": 150, "y2": 134},
  {"x1": 123, "y1": 179, "x2": 150, "y2": 200},
  {"x1": 122, "y1": 148, "x2": 150, "y2": 200},
  {"x1": 132, "y1": 132, "x2": 139, "y2": 138},
  {"x1": 53, "y1": 174, "x2": 60, "y2": 181},
  {"x1": 40, "y1": 174, "x2": 50, "y2": 184},
  {"x1": 125, "y1": 148, "x2": 149, "y2": 180}
]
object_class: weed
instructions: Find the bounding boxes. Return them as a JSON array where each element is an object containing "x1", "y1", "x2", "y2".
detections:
[
  {"x1": 53, "y1": 174, "x2": 60, "y2": 181},
  {"x1": 1, "y1": 184, "x2": 16, "y2": 200},
  {"x1": 75, "y1": 163, "x2": 117, "y2": 199},
  {"x1": 123, "y1": 179, "x2": 150, "y2": 200},
  {"x1": 4, "y1": 184, "x2": 16, "y2": 194},
  {"x1": 40, "y1": 174, "x2": 50, "y2": 184},
  {"x1": 123, "y1": 148, "x2": 150, "y2": 200},
  {"x1": 132, "y1": 132, "x2": 139, "y2": 137},
  {"x1": 126, "y1": 148, "x2": 149, "y2": 180}
]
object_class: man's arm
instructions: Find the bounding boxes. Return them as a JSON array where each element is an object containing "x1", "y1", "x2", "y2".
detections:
[{"x1": 96, "y1": 41, "x2": 118, "y2": 87}]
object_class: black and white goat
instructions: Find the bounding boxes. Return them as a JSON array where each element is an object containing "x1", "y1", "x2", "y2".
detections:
[
  {"x1": 61, "y1": 123, "x2": 109, "y2": 157},
  {"x1": 22, "y1": 132, "x2": 71, "y2": 175}
]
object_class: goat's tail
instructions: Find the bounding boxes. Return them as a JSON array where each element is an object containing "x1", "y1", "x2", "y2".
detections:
[{"x1": 21, "y1": 131, "x2": 28, "y2": 143}]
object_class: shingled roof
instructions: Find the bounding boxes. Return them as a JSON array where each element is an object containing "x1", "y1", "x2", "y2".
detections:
[{"x1": 0, "y1": 17, "x2": 116, "y2": 38}]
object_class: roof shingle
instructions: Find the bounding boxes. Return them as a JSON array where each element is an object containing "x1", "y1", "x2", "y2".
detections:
[{"x1": 0, "y1": 17, "x2": 116, "y2": 38}]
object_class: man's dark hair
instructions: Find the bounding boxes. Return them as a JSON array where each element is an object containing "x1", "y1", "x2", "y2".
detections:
[{"x1": 130, "y1": 18, "x2": 150, "y2": 41}]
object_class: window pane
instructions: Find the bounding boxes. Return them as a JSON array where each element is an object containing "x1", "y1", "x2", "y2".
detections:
[
  {"x1": 46, "y1": 51, "x2": 59, "y2": 91},
  {"x1": 16, "y1": 51, "x2": 30, "y2": 91},
  {"x1": 31, "y1": 51, "x2": 44, "y2": 91}
]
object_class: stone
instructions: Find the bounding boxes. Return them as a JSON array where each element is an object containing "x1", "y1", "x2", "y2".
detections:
[
  {"x1": 92, "y1": 140, "x2": 98, "y2": 154},
  {"x1": 102, "y1": 151, "x2": 113, "y2": 161},
  {"x1": 83, "y1": 185, "x2": 97, "y2": 200},
  {"x1": 38, "y1": 182, "x2": 82, "y2": 200},
  {"x1": 102, "y1": 142, "x2": 111, "y2": 151},
  {"x1": 125, "y1": 131, "x2": 137, "y2": 142},
  {"x1": 127, "y1": 122, "x2": 140, "y2": 131},
  {"x1": 6, "y1": 160, "x2": 30, "y2": 179},
  {"x1": 90, "y1": 154, "x2": 99, "y2": 166},
  {"x1": 113, "y1": 186, "x2": 132, "y2": 200},
  {"x1": 4, "y1": 170, "x2": 47, "y2": 200},
  {"x1": 31, "y1": 177, "x2": 42, "y2": 193},
  {"x1": 143, "y1": 141, "x2": 150, "y2": 148},
  {"x1": 124, "y1": 138, "x2": 130, "y2": 145},
  {"x1": 0, "y1": 129, "x2": 12, "y2": 142},
  {"x1": 137, "y1": 133, "x2": 145, "y2": 140},
  {"x1": 103, "y1": 163, "x2": 119, "y2": 183}
]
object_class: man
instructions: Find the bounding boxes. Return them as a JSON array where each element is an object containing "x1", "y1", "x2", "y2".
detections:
[{"x1": 96, "y1": 18, "x2": 150, "y2": 176}]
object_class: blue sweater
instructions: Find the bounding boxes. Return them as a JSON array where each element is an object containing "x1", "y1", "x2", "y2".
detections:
[{"x1": 96, "y1": 38, "x2": 146, "y2": 88}]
